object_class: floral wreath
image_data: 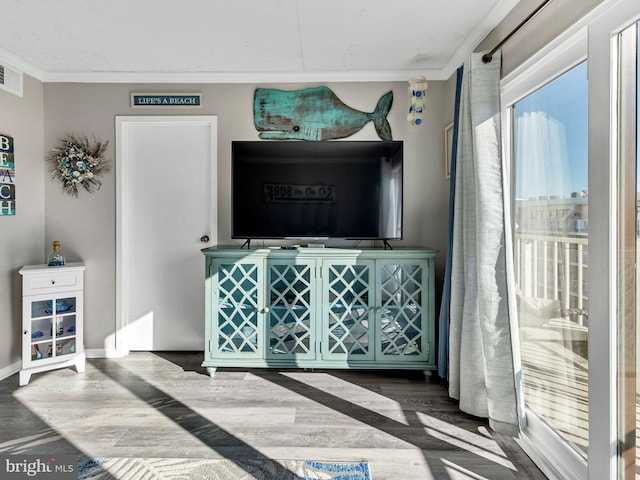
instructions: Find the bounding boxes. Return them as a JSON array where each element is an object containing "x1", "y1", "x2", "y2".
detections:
[{"x1": 47, "y1": 133, "x2": 111, "y2": 197}]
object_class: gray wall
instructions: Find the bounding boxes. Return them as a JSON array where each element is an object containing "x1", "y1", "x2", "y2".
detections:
[
  {"x1": 42, "y1": 81, "x2": 450, "y2": 353},
  {"x1": 1, "y1": 0, "x2": 608, "y2": 371},
  {"x1": 0, "y1": 75, "x2": 45, "y2": 371}
]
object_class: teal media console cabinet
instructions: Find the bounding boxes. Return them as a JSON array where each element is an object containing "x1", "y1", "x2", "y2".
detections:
[{"x1": 201, "y1": 246, "x2": 437, "y2": 376}]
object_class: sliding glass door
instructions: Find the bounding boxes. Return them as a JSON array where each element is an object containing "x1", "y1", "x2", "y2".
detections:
[
  {"x1": 501, "y1": 21, "x2": 591, "y2": 477},
  {"x1": 503, "y1": 2, "x2": 640, "y2": 477},
  {"x1": 512, "y1": 62, "x2": 589, "y2": 455}
]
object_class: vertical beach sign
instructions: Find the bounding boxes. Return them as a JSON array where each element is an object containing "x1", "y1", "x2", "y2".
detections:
[{"x1": 0, "y1": 133, "x2": 15, "y2": 216}]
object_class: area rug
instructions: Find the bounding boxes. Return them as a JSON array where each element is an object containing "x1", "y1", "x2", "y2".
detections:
[{"x1": 78, "y1": 457, "x2": 371, "y2": 480}]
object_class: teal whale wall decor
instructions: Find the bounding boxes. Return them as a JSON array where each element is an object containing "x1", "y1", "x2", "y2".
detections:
[{"x1": 254, "y1": 86, "x2": 393, "y2": 141}]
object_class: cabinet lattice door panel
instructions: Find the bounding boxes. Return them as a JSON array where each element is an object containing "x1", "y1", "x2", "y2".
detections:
[
  {"x1": 376, "y1": 260, "x2": 429, "y2": 361},
  {"x1": 322, "y1": 261, "x2": 375, "y2": 360},
  {"x1": 213, "y1": 260, "x2": 263, "y2": 357},
  {"x1": 202, "y1": 247, "x2": 437, "y2": 375},
  {"x1": 267, "y1": 260, "x2": 316, "y2": 359}
]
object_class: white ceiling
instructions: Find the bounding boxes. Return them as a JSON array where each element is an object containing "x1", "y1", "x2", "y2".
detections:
[{"x1": 0, "y1": 0, "x2": 520, "y2": 83}]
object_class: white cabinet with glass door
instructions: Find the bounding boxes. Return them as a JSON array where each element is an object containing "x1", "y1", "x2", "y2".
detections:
[{"x1": 19, "y1": 263, "x2": 86, "y2": 386}]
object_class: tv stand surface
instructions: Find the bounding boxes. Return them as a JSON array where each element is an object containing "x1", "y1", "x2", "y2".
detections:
[
  {"x1": 238, "y1": 239, "x2": 394, "y2": 250},
  {"x1": 201, "y1": 245, "x2": 438, "y2": 375}
]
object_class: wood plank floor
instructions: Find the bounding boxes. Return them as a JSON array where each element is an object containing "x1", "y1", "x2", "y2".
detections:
[{"x1": 0, "y1": 352, "x2": 547, "y2": 479}]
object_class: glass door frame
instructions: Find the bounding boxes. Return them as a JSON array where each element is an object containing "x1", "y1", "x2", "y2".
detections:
[
  {"x1": 501, "y1": 1, "x2": 640, "y2": 478},
  {"x1": 589, "y1": 3, "x2": 640, "y2": 478},
  {"x1": 501, "y1": 25, "x2": 589, "y2": 480},
  {"x1": 614, "y1": 18, "x2": 637, "y2": 480}
]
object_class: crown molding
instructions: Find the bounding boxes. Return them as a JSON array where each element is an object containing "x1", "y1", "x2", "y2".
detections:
[
  {"x1": 41, "y1": 67, "x2": 450, "y2": 84},
  {"x1": 0, "y1": 46, "x2": 44, "y2": 80}
]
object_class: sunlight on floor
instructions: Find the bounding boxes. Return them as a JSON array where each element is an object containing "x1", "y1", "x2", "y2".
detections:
[
  {"x1": 417, "y1": 412, "x2": 515, "y2": 470},
  {"x1": 442, "y1": 458, "x2": 500, "y2": 480},
  {"x1": 280, "y1": 370, "x2": 412, "y2": 425},
  {"x1": 1, "y1": 353, "x2": 547, "y2": 479},
  {"x1": 0, "y1": 430, "x2": 64, "y2": 454}
]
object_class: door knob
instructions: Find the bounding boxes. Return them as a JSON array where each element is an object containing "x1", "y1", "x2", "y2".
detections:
[{"x1": 200, "y1": 235, "x2": 210, "y2": 243}]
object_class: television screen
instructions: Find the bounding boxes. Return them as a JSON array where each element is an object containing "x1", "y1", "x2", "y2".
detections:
[{"x1": 231, "y1": 141, "x2": 403, "y2": 240}]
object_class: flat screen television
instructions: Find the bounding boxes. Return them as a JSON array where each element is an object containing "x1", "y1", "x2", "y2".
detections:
[{"x1": 231, "y1": 140, "x2": 403, "y2": 241}]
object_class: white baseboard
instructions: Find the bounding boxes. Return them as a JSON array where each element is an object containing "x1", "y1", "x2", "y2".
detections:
[
  {"x1": 85, "y1": 348, "x2": 128, "y2": 359},
  {"x1": 0, "y1": 360, "x2": 21, "y2": 383}
]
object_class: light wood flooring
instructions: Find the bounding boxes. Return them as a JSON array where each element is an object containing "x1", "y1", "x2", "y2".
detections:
[{"x1": 0, "y1": 352, "x2": 547, "y2": 479}]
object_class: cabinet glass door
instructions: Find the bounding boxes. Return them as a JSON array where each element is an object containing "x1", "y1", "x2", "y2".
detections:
[
  {"x1": 54, "y1": 297, "x2": 77, "y2": 357},
  {"x1": 321, "y1": 260, "x2": 374, "y2": 360},
  {"x1": 28, "y1": 296, "x2": 78, "y2": 361},
  {"x1": 213, "y1": 259, "x2": 264, "y2": 357},
  {"x1": 375, "y1": 260, "x2": 429, "y2": 362},
  {"x1": 29, "y1": 299, "x2": 53, "y2": 362},
  {"x1": 267, "y1": 260, "x2": 316, "y2": 360}
]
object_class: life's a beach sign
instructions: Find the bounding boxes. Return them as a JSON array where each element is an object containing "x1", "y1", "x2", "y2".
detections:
[
  {"x1": 131, "y1": 93, "x2": 202, "y2": 109},
  {"x1": 0, "y1": 133, "x2": 15, "y2": 216}
]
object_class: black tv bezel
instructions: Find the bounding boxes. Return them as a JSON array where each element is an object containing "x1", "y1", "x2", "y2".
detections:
[{"x1": 230, "y1": 140, "x2": 404, "y2": 241}]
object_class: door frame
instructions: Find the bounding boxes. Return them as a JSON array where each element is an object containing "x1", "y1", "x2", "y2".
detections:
[{"x1": 115, "y1": 115, "x2": 218, "y2": 355}]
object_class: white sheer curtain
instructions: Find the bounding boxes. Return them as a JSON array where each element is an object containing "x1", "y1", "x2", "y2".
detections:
[{"x1": 448, "y1": 52, "x2": 525, "y2": 436}]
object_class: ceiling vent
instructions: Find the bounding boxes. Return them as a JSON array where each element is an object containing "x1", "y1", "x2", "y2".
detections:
[{"x1": 0, "y1": 62, "x2": 23, "y2": 97}]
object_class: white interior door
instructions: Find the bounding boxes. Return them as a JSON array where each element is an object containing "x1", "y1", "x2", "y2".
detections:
[{"x1": 116, "y1": 116, "x2": 217, "y2": 351}]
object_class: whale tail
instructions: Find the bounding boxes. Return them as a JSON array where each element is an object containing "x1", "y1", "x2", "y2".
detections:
[{"x1": 372, "y1": 91, "x2": 394, "y2": 141}]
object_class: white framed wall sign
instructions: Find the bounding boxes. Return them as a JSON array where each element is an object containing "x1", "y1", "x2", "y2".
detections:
[{"x1": 130, "y1": 93, "x2": 202, "y2": 109}]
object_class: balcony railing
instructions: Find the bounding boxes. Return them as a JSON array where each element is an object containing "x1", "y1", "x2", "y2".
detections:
[{"x1": 515, "y1": 233, "x2": 589, "y2": 327}]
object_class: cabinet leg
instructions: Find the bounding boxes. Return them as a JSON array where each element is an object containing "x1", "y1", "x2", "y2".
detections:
[
  {"x1": 19, "y1": 370, "x2": 31, "y2": 386},
  {"x1": 75, "y1": 358, "x2": 86, "y2": 374},
  {"x1": 206, "y1": 367, "x2": 217, "y2": 377},
  {"x1": 422, "y1": 370, "x2": 432, "y2": 381}
]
